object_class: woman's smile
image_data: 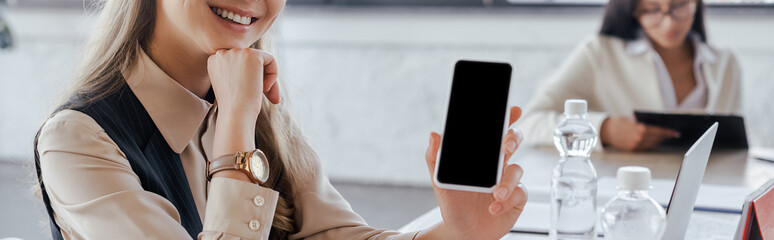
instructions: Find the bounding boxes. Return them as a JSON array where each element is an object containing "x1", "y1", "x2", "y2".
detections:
[{"x1": 208, "y1": 4, "x2": 259, "y2": 33}]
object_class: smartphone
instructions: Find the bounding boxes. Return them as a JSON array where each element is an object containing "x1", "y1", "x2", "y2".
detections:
[{"x1": 434, "y1": 60, "x2": 513, "y2": 193}]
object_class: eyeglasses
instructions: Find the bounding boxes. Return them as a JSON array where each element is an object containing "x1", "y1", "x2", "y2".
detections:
[{"x1": 635, "y1": 0, "x2": 697, "y2": 27}]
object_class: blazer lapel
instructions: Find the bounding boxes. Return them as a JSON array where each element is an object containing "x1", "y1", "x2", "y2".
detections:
[{"x1": 635, "y1": 50, "x2": 665, "y2": 111}]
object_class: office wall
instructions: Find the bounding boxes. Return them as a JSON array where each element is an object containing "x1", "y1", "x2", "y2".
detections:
[{"x1": 1, "y1": 6, "x2": 772, "y2": 186}]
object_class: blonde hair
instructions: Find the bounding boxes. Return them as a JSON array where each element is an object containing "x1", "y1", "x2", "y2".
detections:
[{"x1": 36, "y1": 0, "x2": 318, "y2": 238}]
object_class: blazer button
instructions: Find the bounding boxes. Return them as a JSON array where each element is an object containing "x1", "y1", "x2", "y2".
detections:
[
  {"x1": 249, "y1": 219, "x2": 261, "y2": 231},
  {"x1": 253, "y1": 195, "x2": 265, "y2": 207}
]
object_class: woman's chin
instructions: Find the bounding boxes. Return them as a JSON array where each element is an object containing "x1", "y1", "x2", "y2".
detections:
[
  {"x1": 652, "y1": 37, "x2": 686, "y2": 50},
  {"x1": 204, "y1": 42, "x2": 256, "y2": 54}
]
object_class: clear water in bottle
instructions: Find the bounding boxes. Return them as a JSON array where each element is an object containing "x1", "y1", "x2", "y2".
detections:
[
  {"x1": 550, "y1": 99, "x2": 598, "y2": 240},
  {"x1": 600, "y1": 167, "x2": 666, "y2": 240},
  {"x1": 553, "y1": 126, "x2": 596, "y2": 158}
]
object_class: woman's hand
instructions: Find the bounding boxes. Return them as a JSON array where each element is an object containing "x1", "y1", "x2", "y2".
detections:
[
  {"x1": 417, "y1": 106, "x2": 528, "y2": 240},
  {"x1": 207, "y1": 48, "x2": 281, "y2": 118},
  {"x1": 207, "y1": 48, "x2": 281, "y2": 181},
  {"x1": 600, "y1": 117, "x2": 680, "y2": 152}
]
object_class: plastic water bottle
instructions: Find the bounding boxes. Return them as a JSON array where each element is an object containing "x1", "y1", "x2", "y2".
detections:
[
  {"x1": 550, "y1": 99, "x2": 598, "y2": 240},
  {"x1": 600, "y1": 166, "x2": 666, "y2": 240}
]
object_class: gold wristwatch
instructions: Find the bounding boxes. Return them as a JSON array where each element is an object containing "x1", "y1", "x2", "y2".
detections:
[{"x1": 208, "y1": 150, "x2": 270, "y2": 184}]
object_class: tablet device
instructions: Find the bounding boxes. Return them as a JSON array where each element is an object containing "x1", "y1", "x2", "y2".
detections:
[{"x1": 634, "y1": 110, "x2": 747, "y2": 149}]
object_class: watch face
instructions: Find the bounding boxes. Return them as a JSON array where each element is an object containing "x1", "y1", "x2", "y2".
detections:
[{"x1": 250, "y1": 151, "x2": 270, "y2": 183}]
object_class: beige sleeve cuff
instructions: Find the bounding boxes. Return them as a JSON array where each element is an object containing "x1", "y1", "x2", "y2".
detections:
[
  {"x1": 387, "y1": 231, "x2": 422, "y2": 240},
  {"x1": 201, "y1": 177, "x2": 279, "y2": 240}
]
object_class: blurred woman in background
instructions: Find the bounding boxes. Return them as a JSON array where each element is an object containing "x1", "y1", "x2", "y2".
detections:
[{"x1": 518, "y1": 0, "x2": 742, "y2": 151}]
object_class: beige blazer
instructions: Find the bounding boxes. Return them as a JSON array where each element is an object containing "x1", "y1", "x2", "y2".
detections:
[
  {"x1": 517, "y1": 34, "x2": 742, "y2": 149},
  {"x1": 37, "y1": 50, "x2": 420, "y2": 240}
]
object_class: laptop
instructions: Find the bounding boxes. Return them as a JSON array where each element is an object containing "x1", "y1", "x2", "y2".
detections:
[
  {"x1": 662, "y1": 122, "x2": 718, "y2": 239},
  {"x1": 511, "y1": 122, "x2": 719, "y2": 239}
]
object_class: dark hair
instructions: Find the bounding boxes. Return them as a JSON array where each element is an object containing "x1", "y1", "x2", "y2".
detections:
[{"x1": 599, "y1": 0, "x2": 707, "y2": 42}]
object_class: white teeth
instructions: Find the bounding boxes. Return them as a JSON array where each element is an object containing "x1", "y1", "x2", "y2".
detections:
[{"x1": 212, "y1": 7, "x2": 251, "y2": 25}]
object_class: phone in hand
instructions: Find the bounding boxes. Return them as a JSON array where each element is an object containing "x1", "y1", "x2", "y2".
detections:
[{"x1": 433, "y1": 60, "x2": 513, "y2": 193}]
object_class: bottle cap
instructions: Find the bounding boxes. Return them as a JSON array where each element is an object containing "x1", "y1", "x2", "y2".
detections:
[
  {"x1": 564, "y1": 99, "x2": 588, "y2": 115},
  {"x1": 617, "y1": 166, "x2": 652, "y2": 191}
]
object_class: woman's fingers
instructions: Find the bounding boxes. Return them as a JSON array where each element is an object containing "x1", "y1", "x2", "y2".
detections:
[
  {"x1": 257, "y1": 50, "x2": 278, "y2": 91},
  {"x1": 502, "y1": 128, "x2": 523, "y2": 161},
  {"x1": 490, "y1": 163, "x2": 524, "y2": 214},
  {"x1": 504, "y1": 106, "x2": 524, "y2": 161},
  {"x1": 644, "y1": 125, "x2": 680, "y2": 140},
  {"x1": 496, "y1": 109, "x2": 525, "y2": 215},
  {"x1": 509, "y1": 106, "x2": 522, "y2": 127},
  {"x1": 489, "y1": 164, "x2": 527, "y2": 215},
  {"x1": 265, "y1": 83, "x2": 281, "y2": 104},
  {"x1": 425, "y1": 132, "x2": 442, "y2": 177},
  {"x1": 507, "y1": 183, "x2": 528, "y2": 212},
  {"x1": 207, "y1": 48, "x2": 282, "y2": 113},
  {"x1": 490, "y1": 184, "x2": 528, "y2": 215},
  {"x1": 257, "y1": 50, "x2": 281, "y2": 104},
  {"x1": 633, "y1": 125, "x2": 680, "y2": 151}
]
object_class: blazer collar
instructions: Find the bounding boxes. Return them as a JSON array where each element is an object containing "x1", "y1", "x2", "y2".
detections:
[{"x1": 123, "y1": 50, "x2": 213, "y2": 154}]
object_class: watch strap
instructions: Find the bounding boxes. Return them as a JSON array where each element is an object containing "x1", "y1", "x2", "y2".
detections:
[{"x1": 207, "y1": 153, "x2": 241, "y2": 181}]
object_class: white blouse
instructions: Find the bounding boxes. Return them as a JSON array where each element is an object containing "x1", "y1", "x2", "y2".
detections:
[{"x1": 626, "y1": 32, "x2": 716, "y2": 111}]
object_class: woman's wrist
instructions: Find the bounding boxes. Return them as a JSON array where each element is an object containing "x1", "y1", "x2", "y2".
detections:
[
  {"x1": 218, "y1": 105, "x2": 260, "y2": 124},
  {"x1": 212, "y1": 169, "x2": 252, "y2": 182},
  {"x1": 212, "y1": 108, "x2": 259, "y2": 159},
  {"x1": 415, "y1": 222, "x2": 453, "y2": 240}
]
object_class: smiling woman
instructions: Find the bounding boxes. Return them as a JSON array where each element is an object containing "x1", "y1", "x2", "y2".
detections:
[{"x1": 32, "y1": 0, "x2": 528, "y2": 239}]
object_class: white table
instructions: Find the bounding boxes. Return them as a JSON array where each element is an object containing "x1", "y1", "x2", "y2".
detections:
[{"x1": 399, "y1": 147, "x2": 774, "y2": 239}]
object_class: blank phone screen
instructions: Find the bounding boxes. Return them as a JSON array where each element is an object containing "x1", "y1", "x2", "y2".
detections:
[{"x1": 437, "y1": 60, "x2": 512, "y2": 188}]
